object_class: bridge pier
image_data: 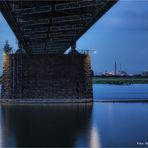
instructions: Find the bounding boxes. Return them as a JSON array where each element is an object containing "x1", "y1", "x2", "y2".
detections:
[{"x1": 1, "y1": 52, "x2": 93, "y2": 104}]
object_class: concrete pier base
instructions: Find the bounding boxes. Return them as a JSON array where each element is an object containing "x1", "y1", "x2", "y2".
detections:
[{"x1": 1, "y1": 53, "x2": 93, "y2": 103}]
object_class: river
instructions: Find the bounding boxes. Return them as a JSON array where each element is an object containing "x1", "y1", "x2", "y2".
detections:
[
  {"x1": 0, "y1": 84, "x2": 148, "y2": 147},
  {"x1": 93, "y1": 84, "x2": 148, "y2": 101}
]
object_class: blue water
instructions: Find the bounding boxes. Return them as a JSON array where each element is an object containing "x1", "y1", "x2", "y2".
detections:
[
  {"x1": 93, "y1": 84, "x2": 148, "y2": 100},
  {"x1": 0, "y1": 84, "x2": 148, "y2": 147}
]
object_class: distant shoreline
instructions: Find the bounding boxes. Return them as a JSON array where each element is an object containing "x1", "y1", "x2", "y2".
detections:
[
  {"x1": 93, "y1": 76, "x2": 148, "y2": 84},
  {"x1": 0, "y1": 77, "x2": 148, "y2": 85}
]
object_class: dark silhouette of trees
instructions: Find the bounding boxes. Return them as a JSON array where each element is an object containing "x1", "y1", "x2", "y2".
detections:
[{"x1": 3, "y1": 40, "x2": 12, "y2": 54}]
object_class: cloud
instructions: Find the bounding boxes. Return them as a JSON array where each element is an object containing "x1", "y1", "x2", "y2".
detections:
[{"x1": 102, "y1": 1, "x2": 148, "y2": 31}]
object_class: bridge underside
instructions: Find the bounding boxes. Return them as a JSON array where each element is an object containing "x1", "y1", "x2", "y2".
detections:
[{"x1": 0, "y1": 0, "x2": 117, "y2": 53}]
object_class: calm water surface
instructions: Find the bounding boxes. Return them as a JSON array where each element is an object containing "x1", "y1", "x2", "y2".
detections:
[
  {"x1": 0, "y1": 84, "x2": 148, "y2": 147},
  {"x1": 93, "y1": 84, "x2": 148, "y2": 100}
]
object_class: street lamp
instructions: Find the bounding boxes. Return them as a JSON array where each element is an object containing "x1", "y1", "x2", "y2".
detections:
[{"x1": 93, "y1": 48, "x2": 96, "y2": 54}]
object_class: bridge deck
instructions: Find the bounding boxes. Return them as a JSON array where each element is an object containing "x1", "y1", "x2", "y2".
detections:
[{"x1": 0, "y1": 0, "x2": 117, "y2": 53}]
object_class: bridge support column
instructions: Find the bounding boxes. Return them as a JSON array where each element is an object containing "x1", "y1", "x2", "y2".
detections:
[{"x1": 1, "y1": 53, "x2": 93, "y2": 104}]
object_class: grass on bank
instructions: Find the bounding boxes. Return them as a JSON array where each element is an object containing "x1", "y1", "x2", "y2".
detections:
[{"x1": 93, "y1": 77, "x2": 148, "y2": 84}]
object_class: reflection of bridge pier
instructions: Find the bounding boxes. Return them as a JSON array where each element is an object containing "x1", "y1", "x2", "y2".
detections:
[
  {"x1": 1, "y1": 104, "x2": 93, "y2": 147},
  {"x1": 0, "y1": 1, "x2": 117, "y2": 103},
  {"x1": 0, "y1": 105, "x2": 10, "y2": 147}
]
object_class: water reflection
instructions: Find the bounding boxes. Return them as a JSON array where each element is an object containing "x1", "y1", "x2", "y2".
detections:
[
  {"x1": 93, "y1": 103, "x2": 148, "y2": 147},
  {"x1": 1, "y1": 102, "x2": 148, "y2": 147},
  {"x1": 0, "y1": 104, "x2": 93, "y2": 147},
  {"x1": 0, "y1": 108, "x2": 2, "y2": 148},
  {"x1": 90, "y1": 126, "x2": 100, "y2": 148}
]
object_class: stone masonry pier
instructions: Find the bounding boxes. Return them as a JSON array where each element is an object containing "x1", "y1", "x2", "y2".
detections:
[{"x1": 1, "y1": 53, "x2": 93, "y2": 103}]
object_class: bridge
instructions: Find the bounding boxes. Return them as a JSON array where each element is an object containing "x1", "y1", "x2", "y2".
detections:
[{"x1": 0, "y1": 0, "x2": 117, "y2": 103}]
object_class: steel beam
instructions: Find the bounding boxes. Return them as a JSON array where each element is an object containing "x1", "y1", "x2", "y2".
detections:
[
  {"x1": 14, "y1": 5, "x2": 51, "y2": 15},
  {"x1": 55, "y1": 1, "x2": 106, "y2": 10},
  {"x1": 0, "y1": 0, "x2": 30, "y2": 53}
]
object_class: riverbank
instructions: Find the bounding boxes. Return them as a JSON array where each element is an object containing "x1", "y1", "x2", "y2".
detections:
[{"x1": 93, "y1": 77, "x2": 148, "y2": 84}]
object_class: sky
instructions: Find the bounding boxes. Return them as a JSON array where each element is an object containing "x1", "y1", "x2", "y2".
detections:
[{"x1": 0, "y1": 0, "x2": 148, "y2": 75}]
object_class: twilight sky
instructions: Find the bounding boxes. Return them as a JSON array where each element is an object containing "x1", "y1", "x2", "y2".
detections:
[{"x1": 0, "y1": 0, "x2": 148, "y2": 75}]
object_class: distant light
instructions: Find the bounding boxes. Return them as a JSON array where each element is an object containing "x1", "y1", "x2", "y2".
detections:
[
  {"x1": 93, "y1": 49, "x2": 96, "y2": 54},
  {"x1": 3, "y1": 52, "x2": 6, "y2": 56}
]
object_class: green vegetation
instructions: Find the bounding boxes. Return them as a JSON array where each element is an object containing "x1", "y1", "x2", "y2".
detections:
[{"x1": 93, "y1": 76, "x2": 148, "y2": 84}]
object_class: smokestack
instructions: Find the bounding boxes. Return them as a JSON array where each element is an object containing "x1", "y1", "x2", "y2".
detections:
[{"x1": 114, "y1": 61, "x2": 117, "y2": 76}]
